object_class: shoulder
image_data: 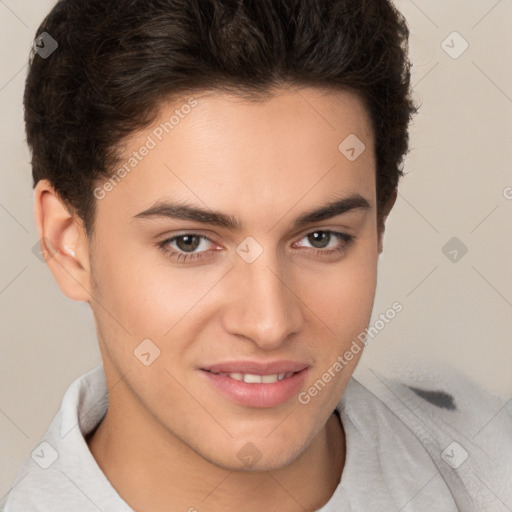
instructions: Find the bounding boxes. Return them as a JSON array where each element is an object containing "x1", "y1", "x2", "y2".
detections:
[
  {"x1": 1, "y1": 366, "x2": 129, "y2": 512},
  {"x1": 344, "y1": 361, "x2": 512, "y2": 510}
]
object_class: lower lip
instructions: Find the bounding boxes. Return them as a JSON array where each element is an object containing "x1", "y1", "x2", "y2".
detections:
[{"x1": 200, "y1": 368, "x2": 309, "y2": 408}]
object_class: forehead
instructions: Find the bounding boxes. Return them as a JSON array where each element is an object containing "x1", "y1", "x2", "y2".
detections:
[
  {"x1": 177, "y1": 86, "x2": 374, "y2": 159},
  {"x1": 96, "y1": 86, "x2": 376, "y2": 226}
]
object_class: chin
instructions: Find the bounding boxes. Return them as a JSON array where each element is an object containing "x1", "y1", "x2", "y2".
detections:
[{"x1": 196, "y1": 435, "x2": 308, "y2": 473}]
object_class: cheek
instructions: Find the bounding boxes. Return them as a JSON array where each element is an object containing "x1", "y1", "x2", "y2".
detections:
[
  {"x1": 301, "y1": 244, "x2": 378, "y2": 340},
  {"x1": 91, "y1": 229, "x2": 204, "y2": 331},
  {"x1": 91, "y1": 220, "x2": 378, "y2": 356},
  {"x1": 92, "y1": 254, "x2": 235, "y2": 379},
  {"x1": 296, "y1": 253, "x2": 378, "y2": 407}
]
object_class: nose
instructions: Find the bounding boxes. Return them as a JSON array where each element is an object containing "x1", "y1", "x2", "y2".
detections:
[{"x1": 220, "y1": 252, "x2": 305, "y2": 351}]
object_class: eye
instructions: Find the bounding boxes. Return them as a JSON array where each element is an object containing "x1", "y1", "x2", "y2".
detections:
[
  {"x1": 293, "y1": 230, "x2": 355, "y2": 258},
  {"x1": 158, "y1": 234, "x2": 219, "y2": 263},
  {"x1": 158, "y1": 230, "x2": 355, "y2": 264}
]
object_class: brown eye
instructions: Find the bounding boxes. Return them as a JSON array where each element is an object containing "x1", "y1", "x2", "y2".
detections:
[
  {"x1": 175, "y1": 235, "x2": 201, "y2": 252},
  {"x1": 293, "y1": 230, "x2": 355, "y2": 259},
  {"x1": 307, "y1": 231, "x2": 331, "y2": 249},
  {"x1": 158, "y1": 233, "x2": 220, "y2": 264}
]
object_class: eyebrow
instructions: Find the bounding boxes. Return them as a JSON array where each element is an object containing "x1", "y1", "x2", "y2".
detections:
[{"x1": 132, "y1": 194, "x2": 371, "y2": 230}]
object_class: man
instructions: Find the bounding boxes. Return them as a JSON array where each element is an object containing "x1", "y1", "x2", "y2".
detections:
[{"x1": 2, "y1": 0, "x2": 511, "y2": 511}]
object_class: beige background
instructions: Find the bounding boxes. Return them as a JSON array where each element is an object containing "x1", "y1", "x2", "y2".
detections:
[{"x1": 1, "y1": 0, "x2": 511, "y2": 500}]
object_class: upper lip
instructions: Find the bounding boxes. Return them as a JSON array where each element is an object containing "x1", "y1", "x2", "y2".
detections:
[{"x1": 202, "y1": 360, "x2": 309, "y2": 375}]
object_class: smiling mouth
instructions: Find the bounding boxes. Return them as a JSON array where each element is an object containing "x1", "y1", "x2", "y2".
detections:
[
  {"x1": 200, "y1": 367, "x2": 309, "y2": 408},
  {"x1": 206, "y1": 371, "x2": 297, "y2": 383}
]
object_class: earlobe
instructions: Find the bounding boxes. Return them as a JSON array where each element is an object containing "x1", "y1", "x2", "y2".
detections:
[{"x1": 33, "y1": 179, "x2": 92, "y2": 302}]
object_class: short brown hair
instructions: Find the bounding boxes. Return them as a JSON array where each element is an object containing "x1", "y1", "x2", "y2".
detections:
[{"x1": 24, "y1": 0, "x2": 418, "y2": 236}]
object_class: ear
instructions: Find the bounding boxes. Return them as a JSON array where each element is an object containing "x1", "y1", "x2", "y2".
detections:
[
  {"x1": 377, "y1": 187, "x2": 397, "y2": 254},
  {"x1": 33, "y1": 179, "x2": 92, "y2": 302}
]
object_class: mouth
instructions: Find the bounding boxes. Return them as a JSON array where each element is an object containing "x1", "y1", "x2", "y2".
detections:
[
  {"x1": 199, "y1": 362, "x2": 309, "y2": 408},
  {"x1": 206, "y1": 371, "x2": 296, "y2": 383}
]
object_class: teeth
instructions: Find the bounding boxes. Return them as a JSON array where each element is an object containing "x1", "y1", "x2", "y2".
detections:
[
  {"x1": 216, "y1": 372, "x2": 294, "y2": 383},
  {"x1": 244, "y1": 373, "x2": 264, "y2": 383}
]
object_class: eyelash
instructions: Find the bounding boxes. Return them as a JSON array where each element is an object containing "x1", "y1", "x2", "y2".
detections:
[{"x1": 157, "y1": 230, "x2": 355, "y2": 263}]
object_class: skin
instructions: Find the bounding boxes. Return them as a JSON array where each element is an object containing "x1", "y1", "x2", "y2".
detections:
[{"x1": 34, "y1": 86, "x2": 396, "y2": 512}]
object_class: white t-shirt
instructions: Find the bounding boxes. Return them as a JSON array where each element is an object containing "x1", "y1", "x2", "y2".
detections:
[{"x1": 2, "y1": 364, "x2": 511, "y2": 511}]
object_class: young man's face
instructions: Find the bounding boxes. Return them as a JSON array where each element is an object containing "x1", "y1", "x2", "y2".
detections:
[{"x1": 83, "y1": 86, "x2": 380, "y2": 470}]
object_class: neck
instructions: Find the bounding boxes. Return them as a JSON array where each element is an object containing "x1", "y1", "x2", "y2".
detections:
[{"x1": 86, "y1": 393, "x2": 345, "y2": 512}]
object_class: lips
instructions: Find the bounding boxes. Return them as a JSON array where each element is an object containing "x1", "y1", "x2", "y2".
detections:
[
  {"x1": 213, "y1": 372, "x2": 295, "y2": 383},
  {"x1": 202, "y1": 360, "x2": 309, "y2": 375},
  {"x1": 199, "y1": 360, "x2": 310, "y2": 408}
]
